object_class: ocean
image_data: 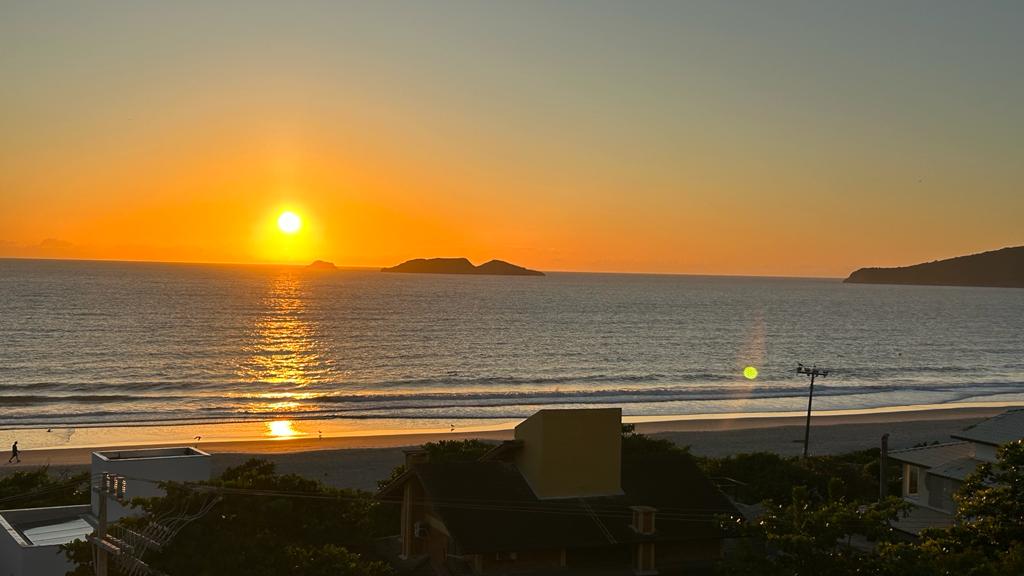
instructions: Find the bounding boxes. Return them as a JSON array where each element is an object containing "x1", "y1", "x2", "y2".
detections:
[{"x1": 1, "y1": 259, "x2": 1022, "y2": 432}]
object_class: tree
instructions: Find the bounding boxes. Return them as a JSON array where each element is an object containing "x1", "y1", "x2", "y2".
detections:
[
  {"x1": 64, "y1": 459, "x2": 392, "y2": 576},
  {"x1": 698, "y1": 449, "x2": 899, "y2": 506},
  {"x1": 873, "y1": 440, "x2": 1024, "y2": 576},
  {"x1": 621, "y1": 425, "x2": 688, "y2": 457},
  {"x1": 377, "y1": 439, "x2": 494, "y2": 491},
  {"x1": 722, "y1": 442, "x2": 1024, "y2": 576},
  {"x1": 0, "y1": 467, "x2": 89, "y2": 509},
  {"x1": 285, "y1": 544, "x2": 395, "y2": 576},
  {"x1": 722, "y1": 483, "x2": 910, "y2": 576}
]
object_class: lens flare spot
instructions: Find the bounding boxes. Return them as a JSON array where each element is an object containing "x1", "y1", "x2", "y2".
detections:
[{"x1": 743, "y1": 366, "x2": 759, "y2": 380}]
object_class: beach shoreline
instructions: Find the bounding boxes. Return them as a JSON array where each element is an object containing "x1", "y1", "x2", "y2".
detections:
[{"x1": 3, "y1": 404, "x2": 1014, "y2": 476}]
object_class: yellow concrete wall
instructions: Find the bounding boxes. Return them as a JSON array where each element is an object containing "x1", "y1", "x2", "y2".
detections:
[{"x1": 514, "y1": 408, "x2": 622, "y2": 499}]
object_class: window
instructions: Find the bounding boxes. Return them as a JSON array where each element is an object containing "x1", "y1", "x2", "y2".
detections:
[{"x1": 907, "y1": 465, "x2": 919, "y2": 495}]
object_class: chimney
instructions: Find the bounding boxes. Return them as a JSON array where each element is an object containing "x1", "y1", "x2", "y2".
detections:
[
  {"x1": 404, "y1": 449, "x2": 429, "y2": 469},
  {"x1": 513, "y1": 408, "x2": 623, "y2": 499},
  {"x1": 631, "y1": 507, "x2": 658, "y2": 575},
  {"x1": 631, "y1": 506, "x2": 657, "y2": 535}
]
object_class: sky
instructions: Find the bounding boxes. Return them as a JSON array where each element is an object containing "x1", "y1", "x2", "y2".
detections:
[{"x1": 2, "y1": 1, "x2": 1022, "y2": 276}]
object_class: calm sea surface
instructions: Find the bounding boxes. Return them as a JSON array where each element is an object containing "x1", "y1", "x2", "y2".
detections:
[{"x1": 1, "y1": 259, "x2": 1022, "y2": 430}]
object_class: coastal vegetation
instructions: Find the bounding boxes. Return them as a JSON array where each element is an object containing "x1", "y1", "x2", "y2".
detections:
[
  {"x1": 0, "y1": 467, "x2": 89, "y2": 509},
  {"x1": 696, "y1": 449, "x2": 900, "y2": 505},
  {"x1": 56, "y1": 434, "x2": 1024, "y2": 576},
  {"x1": 62, "y1": 459, "x2": 393, "y2": 576},
  {"x1": 718, "y1": 441, "x2": 1024, "y2": 576}
]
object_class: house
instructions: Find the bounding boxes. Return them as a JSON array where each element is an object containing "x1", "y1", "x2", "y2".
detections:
[
  {"x1": 378, "y1": 408, "x2": 740, "y2": 575},
  {"x1": 0, "y1": 446, "x2": 210, "y2": 576},
  {"x1": 888, "y1": 408, "x2": 1024, "y2": 536}
]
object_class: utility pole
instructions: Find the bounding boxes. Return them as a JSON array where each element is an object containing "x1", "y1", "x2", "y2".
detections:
[
  {"x1": 91, "y1": 473, "x2": 168, "y2": 576},
  {"x1": 797, "y1": 363, "x2": 828, "y2": 458},
  {"x1": 91, "y1": 473, "x2": 123, "y2": 576},
  {"x1": 90, "y1": 472, "x2": 216, "y2": 576},
  {"x1": 880, "y1": 433, "x2": 890, "y2": 500}
]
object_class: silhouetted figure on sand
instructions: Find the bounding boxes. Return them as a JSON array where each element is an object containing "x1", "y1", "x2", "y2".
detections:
[{"x1": 8, "y1": 441, "x2": 20, "y2": 463}]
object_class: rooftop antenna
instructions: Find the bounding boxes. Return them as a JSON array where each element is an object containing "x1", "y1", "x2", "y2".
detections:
[{"x1": 796, "y1": 363, "x2": 829, "y2": 458}]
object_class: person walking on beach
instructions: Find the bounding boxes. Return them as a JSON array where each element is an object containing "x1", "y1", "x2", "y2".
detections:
[{"x1": 8, "y1": 441, "x2": 20, "y2": 464}]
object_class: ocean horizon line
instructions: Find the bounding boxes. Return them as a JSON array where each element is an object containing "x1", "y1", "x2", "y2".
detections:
[{"x1": 0, "y1": 255, "x2": 846, "y2": 280}]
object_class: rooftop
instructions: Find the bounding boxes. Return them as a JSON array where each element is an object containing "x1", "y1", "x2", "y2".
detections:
[
  {"x1": 17, "y1": 515, "x2": 93, "y2": 546},
  {"x1": 888, "y1": 442, "x2": 974, "y2": 468},
  {"x1": 380, "y1": 451, "x2": 740, "y2": 554},
  {"x1": 0, "y1": 505, "x2": 93, "y2": 548},
  {"x1": 929, "y1": 456, "x2": 984, "y2": 481},
  {"x1": 93, "y1": 446, "x2": 209, "y2": 461},
  {"x1": 951, "y1": 408, "x2": 1024, "y2": 447}
]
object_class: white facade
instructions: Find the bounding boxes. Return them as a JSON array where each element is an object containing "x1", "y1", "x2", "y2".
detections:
[
  {"x1": 91, "y1": 447, "x2": 211, "y2": 522},
  {"x1": 890, "y1": 409, "x2": 1024, "y2": 536},
  {"x1": 0, "y1": 505, "x2": 91, "y2": 576},
  {"x1": 1, "y1": 446, "x2": 212, "y2": 576}
]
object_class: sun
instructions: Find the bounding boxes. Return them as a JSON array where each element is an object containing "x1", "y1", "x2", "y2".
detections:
[{"x1": 277, "y1": 211, "x2": 302, "y2": 234}]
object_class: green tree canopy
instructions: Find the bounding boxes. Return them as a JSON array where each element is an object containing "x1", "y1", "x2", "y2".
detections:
[
  {"x1": 64, "y1": 459, "x2": 392, "y2": 576},
  {"x1": 0, "y1": 467, "x2": 89, "y2": 509}
]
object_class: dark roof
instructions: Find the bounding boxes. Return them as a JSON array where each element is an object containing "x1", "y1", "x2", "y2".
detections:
[
  {"x1": 379, "y1": 453, "x2": 740, "y2": 554},
  {"x1": 951, "y1": 408, "x2": 1024, "y2": 446},
  {"x1": 888, "y1": 442, "x2": 974, "y2": 468},
  {"x1": 479, "y1": 440, "x2": 523, "y2": 461},
  {"x1": 929, "y1": 456, "x2": 983, "y2": 481}
]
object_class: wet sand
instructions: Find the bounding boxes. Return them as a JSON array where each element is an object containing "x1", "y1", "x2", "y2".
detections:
[{"x1": 2, "y1": 405, "x2": 1008, "y2": 492}]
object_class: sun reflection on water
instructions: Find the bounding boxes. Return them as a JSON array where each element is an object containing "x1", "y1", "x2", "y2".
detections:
[
  {"x1": 238, "y1": 272, "x2": 332, "y2": 416},
  {"x1": 267, "y1": 420, "x2": 301, "y2": 438}
]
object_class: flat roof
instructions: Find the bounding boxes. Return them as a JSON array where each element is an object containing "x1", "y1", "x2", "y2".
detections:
[
  {"x1": 18, "y1": 516, "x2": 93, "y2": 546},
  {"x1": 94, "y1": 446, "x2": 209, "y2": 461}
]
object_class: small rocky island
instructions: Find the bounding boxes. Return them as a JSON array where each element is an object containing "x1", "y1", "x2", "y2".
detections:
[
  {"x1": 306, "y1": 260, "x2": 337, "y2": 270},
  {"x1": 382, "y1": 257, "x2": 544, "y2": 276},
  {"x1": 844, "y1": 246, "x2": 1024, "y2": 288}
]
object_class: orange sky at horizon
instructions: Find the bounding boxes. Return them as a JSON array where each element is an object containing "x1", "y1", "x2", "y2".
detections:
[
  {"x1": 2, "y1": 124, "x2": 1017, "y2": 277},
  {"x1": 2, "y1": 3, "x2": 1022, "y2": 277}
]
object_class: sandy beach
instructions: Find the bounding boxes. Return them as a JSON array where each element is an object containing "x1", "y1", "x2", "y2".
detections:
[{"x1": 2, "y1": 405, "x2": 1010, "y2": 492}]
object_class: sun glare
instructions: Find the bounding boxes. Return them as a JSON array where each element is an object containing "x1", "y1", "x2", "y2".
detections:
[
  {"x1": 743, "y1": 366, "x2": 759, "y2": 380},
  {"x1": 277, "y1": 211, "x2": 302, "y2": 234},
  {"x1": 267, "y1": 419, "x2": 301, "y2": 438}
]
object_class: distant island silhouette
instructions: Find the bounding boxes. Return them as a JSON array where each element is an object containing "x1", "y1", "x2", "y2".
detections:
[
  {"x1": 382, "y1": 258, "x2": 544, "y2": 276},
  {"x1": 844, "y1": 246, "x2": 1024, "y2": 288},
  {"x1": 307, "y1": 260, "x2": 337, "y2": 270}
]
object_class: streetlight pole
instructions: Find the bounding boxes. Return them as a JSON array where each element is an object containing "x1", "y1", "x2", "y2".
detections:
[{"x1": 797, "y1": 363, "x2": 828, "y2": 458}]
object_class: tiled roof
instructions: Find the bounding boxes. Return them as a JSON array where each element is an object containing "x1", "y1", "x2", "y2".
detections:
[
  {"x1": 888, "y1": 442, "x2": 973, "y2": 468},
  {"x1": 952, "y1": 408, "x2": 1024, "y2": 446}
]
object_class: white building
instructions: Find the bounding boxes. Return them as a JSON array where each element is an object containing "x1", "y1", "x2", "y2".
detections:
[
  {"x1": 889, "y1": 408, "x2": 1024, "y2": 536},
  {"x1": 0, "y1": 505, "x2": 93, "y2": 576},
  {"x1": 91, "y1": 447, "x2": 212, "y2": 523},
  {"x1": 0, "y1": 446, "x2": 210, "y2": 576}
]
